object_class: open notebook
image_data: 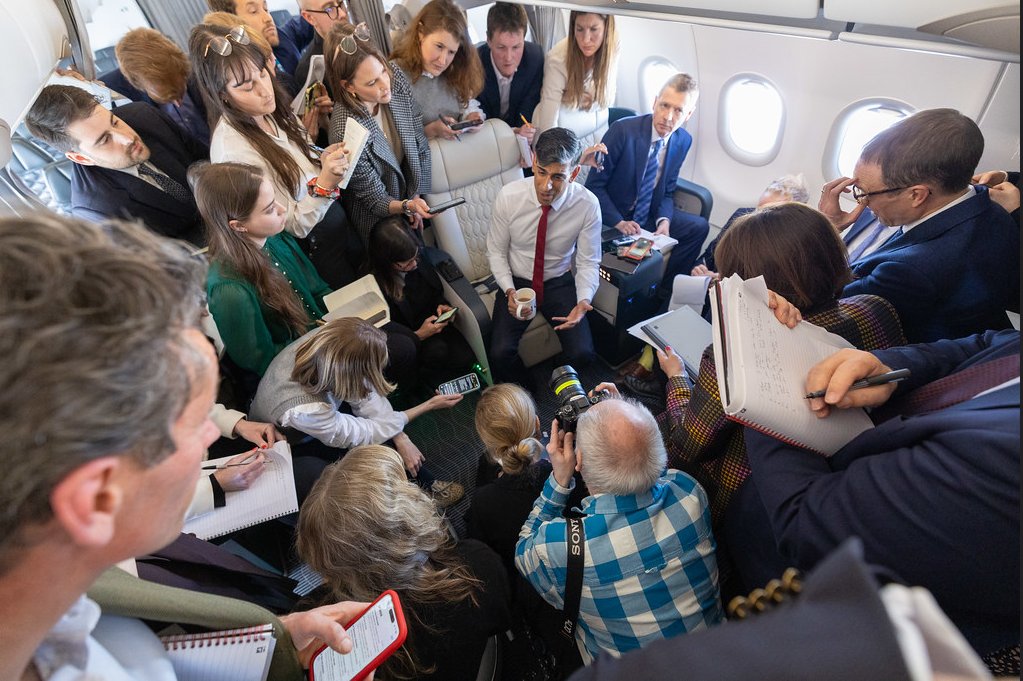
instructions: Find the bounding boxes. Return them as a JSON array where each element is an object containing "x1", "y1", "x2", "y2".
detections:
[
  {"x1": 322, "y1": 274, "x2": 390, "y2": 327},
  {"x1": 160, "y1": 624, "x2": 276, "y2": 681},
  {"x1": 184, "y1": 440, "x2": 298, "y2": 540},
  {"x1": 710, "y1": 274, "x2": 873, "y2": 455}
]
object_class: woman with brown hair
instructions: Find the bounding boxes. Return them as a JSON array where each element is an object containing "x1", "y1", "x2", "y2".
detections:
[
  {"x1": 533, "y1": 11, "x2": 619, "y2": 142},
  {"x1": 189, "y1": 22, "x2": 348, "y2": 242},
  {"x1": 191, "y1": 161, "x2": 330, "y2": 378},
  {"x1": 325, "y1": 22, "x2": 433, "y2": 243},
  {"x1": 654, "y1": 202, "x2": 905, "y2": 534},
  {"x1": 297, "y1": 444, "x2": 510, "y2": 679},
  {"x1": 390, "y1": 0, "x2": 486, "y2": 140}
]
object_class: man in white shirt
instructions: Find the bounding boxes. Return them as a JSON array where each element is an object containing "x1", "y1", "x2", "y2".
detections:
[{"x1": 486, "y1": 127, "x2": 603, "y2": 384}]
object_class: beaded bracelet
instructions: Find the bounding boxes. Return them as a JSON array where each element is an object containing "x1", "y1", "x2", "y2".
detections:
[{"x1": 306, "y1": 177, "x2": 340, "y2": 200}]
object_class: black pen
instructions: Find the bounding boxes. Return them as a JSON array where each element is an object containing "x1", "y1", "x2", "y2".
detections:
[{"x1": 804, "y1": 368, "x2": 910, "y2": 399}]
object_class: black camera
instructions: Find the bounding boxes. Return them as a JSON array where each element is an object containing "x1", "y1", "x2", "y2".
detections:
[{"x1": 550, "y1": 365, "x2": 610, "y2": 432}]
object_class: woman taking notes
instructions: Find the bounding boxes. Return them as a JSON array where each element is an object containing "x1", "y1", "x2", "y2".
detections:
[
  {"x1": 325, "y1": 23, "x2": 433, "y2": 243},
  {"x1": 532, "y1": 12, "x2": 619, "y2": 145},
  {"x1": 189, "y1": 23, "x2": 349, "y2": 242}
]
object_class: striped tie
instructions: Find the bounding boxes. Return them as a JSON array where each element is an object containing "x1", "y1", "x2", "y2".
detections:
[
  {"x1": 632, "y1": 138, "x2": 663, "y2": 226},
  {"x1": 847, "y1": 221, "x2": 888, "y2": 263}
]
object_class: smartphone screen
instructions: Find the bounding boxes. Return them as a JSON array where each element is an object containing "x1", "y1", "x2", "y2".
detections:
[
  {"x1": 625, "y1": 238, "x2": 653, "y2": 260},
  {"x1": 437, "y1": 373, "x2": 481, "y2": 395},
  {"x1": 434, "y1": 307, "x2": 457, "y2": 323},
  {"x1": 310, "y1": 593, "x2": 405, "y2": 681}
]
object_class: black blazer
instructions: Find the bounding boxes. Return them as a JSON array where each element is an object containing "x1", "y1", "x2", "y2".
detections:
[
  {"x1": 101, "y1": 68, "x2": 211, "y2": 145},
  {"x1": 70, "y1": 102, "x2": 209, "y2": 246},
  {"x1": 476, "y1": 40, "x2": 544, "y2": 129}
]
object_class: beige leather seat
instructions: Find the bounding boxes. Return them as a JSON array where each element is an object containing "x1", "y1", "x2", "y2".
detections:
[{"x1": 424, "y1": 119, "x2": 563, "y2": 378}]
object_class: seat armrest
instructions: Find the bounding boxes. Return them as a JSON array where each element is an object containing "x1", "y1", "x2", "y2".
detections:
[
  {"x1": 675, "y1": 178, "x2": 714, "y2": 221},
  {"x1": 422, "y1": 247, "x2": 494, "y2": 384}
]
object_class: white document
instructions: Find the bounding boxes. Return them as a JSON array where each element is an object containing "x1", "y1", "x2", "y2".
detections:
[
  {"x1": 184, "y1": 441, "x2": 298, "y2": 540},
  {"x1": 290, "y1": 54, "x2": 326, "y2": 116},
  {"x1": 669, "y1": 274, "x2": 712, "y2": 313},
  {"x1": 637, "y1": 227, "x2": 678, "y2": 251},
  {"x1": 515, "y1": 134, "x2": 533, "y2": 166},
  {"x1": 322, "y1": 273, "x2": 390, "y2": 326},
  {"x1": 627, "y1": 305, "x2": 713, "y2": 377},
  {"x1": 710, "y1": 274, "x2": 873, "y2": 455},
  {"x1": 337, "y1": 117, "x2": 369, "y2": 190}
]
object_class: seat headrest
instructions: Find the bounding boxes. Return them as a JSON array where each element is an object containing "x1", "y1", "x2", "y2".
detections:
[{"x1": 428, "y1": 119, "x2": 521, "y2": 192}]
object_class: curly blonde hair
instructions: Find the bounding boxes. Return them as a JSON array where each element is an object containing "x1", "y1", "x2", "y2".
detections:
[
  {"x1": 474, "y1": 383, "x2": 543, "y2": 475},
  {"x1": 297, "y1": 445, "x2": 480, "y2": 679}
]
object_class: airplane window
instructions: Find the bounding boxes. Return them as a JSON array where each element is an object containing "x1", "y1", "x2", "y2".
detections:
[
  {"x1": 718, "y1": 74, "x2": 783, "y2": 166},
  {"x1": 640, "y1": 58, "x2": 681, "y2": 109},
  {"x1": 832, "y1": 103, "x2": 912, "y2": 178}
]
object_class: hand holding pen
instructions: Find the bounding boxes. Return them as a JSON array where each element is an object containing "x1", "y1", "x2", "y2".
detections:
[
  {"x1": 203, "y1": 449, "x2": 268, "y2": 493},
  {"x1": 804, "y1": 349, "x2": 911, "y2": 419}
]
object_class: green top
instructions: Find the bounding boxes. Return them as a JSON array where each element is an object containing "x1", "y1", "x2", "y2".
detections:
[{"x1": 207, "y1": 232, "x2": 330, "y2": 376}]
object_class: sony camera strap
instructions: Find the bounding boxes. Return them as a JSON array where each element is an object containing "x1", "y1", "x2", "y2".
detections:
[{"x1": 561, "y1": 517, "x2": 585, "y2": 641}]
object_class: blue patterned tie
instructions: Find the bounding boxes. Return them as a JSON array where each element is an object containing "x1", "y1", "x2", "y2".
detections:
[
  {"x1": 632, "y1": 138, "x2": 663, "y2": 226},
  {"x1": 847, "y1": 221, "x2": 888, "y2": 263}
]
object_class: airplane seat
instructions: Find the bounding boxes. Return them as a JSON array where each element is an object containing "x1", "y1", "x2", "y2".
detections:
[
  {"x1": 424, "y1": 118, "x2": 563, "y2": 375},
  {"x1": 674, "y1": 177, "x2": 714, "y2": 221},
  {"x1": 551, "y1": 106, "x2": 609, "y2": 185},
  {"x1": 93, "y1": 46, "x2": 119, "y2": 79},
  {"x1": 6, "y1": 131, "x2": 72, "y2": 214},
  {"x1": 608, "y1": 106, "x2": 637, "y2": 126}
]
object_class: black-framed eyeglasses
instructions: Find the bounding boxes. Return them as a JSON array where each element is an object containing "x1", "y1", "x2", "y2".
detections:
[
  {"x1": 333, "y1": 22, "x2": 372, "y2": 60},
  {"x1": 850, "y1": 185, "x2": 909, "y2": 203},
  {"x1": 306, "y1": 2, "x2": 348, "y2": 20},
  {"x1": 203, "y1": 25, "x2": 251, "y2": 58}
]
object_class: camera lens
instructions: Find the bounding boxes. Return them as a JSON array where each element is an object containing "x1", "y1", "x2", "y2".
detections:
[{"x1": 550, "y1": 365, "x2": 585, "y2": 402}]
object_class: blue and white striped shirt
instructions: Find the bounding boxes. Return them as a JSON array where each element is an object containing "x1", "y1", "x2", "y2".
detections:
[{"x1": 515, "y1": 470, "x2": 723, "y2": 663}]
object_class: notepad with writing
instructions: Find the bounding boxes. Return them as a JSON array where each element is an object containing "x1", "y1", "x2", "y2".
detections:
[
  {"x1": 710, "y1": 274, "x2": 873, "y2": 455},
  {"x1": 160, "y1": 624, "x2": 276, "y2": 681},
  {"x1": 184, "y1": 441, "x2": 298, "y2": 540}
]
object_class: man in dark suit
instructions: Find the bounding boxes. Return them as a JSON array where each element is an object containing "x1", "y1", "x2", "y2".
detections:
[
  {"x1": 739, "y1": 329, "x2": 1020, "y2": 660},
  {"x1": 820, "y1": 108, "x2": 1019, "y2": 342},
  {"x1": 585, "y1": 73, "x2": 709, "y2": 289},
  {"x1": 569, "y1": 540, "x2": 989, "y2": 681},
  {"x1": 25, "y1": 84, "x2": 208, "y2": 246},
  {"x1": 205, "y1": 0, "x2": 309, "y2": 77},
  {"x1": 476, "y1": 3, "x2": 543, "y2": 150}
]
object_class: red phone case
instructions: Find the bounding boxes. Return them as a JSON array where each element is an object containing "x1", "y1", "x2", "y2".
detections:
[
  {"x1": 308, "y1": 590, "x2": 408, "y2": 681},
  {"x1": 623, "y1": 238, "x2": 653, "y2": 261}
]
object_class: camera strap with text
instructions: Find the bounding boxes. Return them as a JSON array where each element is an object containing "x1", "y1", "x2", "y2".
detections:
[{"x1": 561, "y1": 517, "x2": 584, "y2": 641}]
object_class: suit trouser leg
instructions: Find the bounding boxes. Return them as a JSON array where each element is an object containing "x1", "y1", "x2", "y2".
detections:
[
  {"x1": 537, "y1": 273, "x2": 595, "y2": 368},
  {"x1": 659, "y1": 209, "x2": 710, "y2": 288},
  {"x1": 489, "y1": 285, "x2": 533, "y2": 384}
]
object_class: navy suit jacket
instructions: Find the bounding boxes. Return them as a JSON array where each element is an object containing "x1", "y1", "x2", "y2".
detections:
[
  {"x1": 744, "y1": 330, "x2": 1020, "y2": 655},
  {"x1": 476, "y1": 41, "x2": 544, "y2": 129},
  {"x1": 584, "y1": 114, "x2": 692, "y2": 227},
  {"x1": 840, "y1": 208, "x2": 879, "y2": 248},
  {"x1": 70, "y1": 103, "x2": 208, "y2": 246},
  {"x1": 842, "y1": 188, "x2": 1019, "y2": 342},
  {"x1": 100, "y1": 68, "x2": 210, "y2": 146}
]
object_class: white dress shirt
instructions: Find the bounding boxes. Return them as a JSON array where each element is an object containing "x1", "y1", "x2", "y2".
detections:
[
  {"x1": 491, "y1": 54, "x2": 514, "y2": 118},
  {"x1": 279, "y1": 388, "x2": 408, "y2": 449},
  {"x1": 487, "y1": 176, "x2": 603, "y2": 303}
]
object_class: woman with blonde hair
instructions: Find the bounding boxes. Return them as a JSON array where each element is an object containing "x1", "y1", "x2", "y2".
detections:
[
  {"x1": 467, "y1": 384, "x2": 585, "y2": 578},
  {"x1": 532, "y1": 11, "x2": 619, "y2": 145},
  {"x1": 297, "y1": 445, "x2": 510, "y2": 680},
  {"x1": 248, "y1": 317, "x2": 463, "y2": 505},
  {"x1": 391, "y1": 0, "x2": 486, "y2": 140}
]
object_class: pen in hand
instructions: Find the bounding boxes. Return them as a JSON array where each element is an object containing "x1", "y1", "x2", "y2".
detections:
[
  {"x1": 519, "y1": 114, "x2": 533, "y2": 128},
  {"x1": 202, "y1": 449, "x2": 264, "y2": 470},
  {"x1": 804, "y1": 368, "x2": 910, "y2": 399}
]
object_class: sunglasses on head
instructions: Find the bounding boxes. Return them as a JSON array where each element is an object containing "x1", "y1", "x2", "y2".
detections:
[
  {"x1": 332, "y1": 22, "x2": 372, "y2": 61},
  {"x1": 203, "y1": 25, "x2": 251, "y2": 58}
]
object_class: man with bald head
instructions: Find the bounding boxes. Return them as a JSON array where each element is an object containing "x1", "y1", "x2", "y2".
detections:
[{"x1": 515, "y1": 395, "x2": 723, "y2": 664}]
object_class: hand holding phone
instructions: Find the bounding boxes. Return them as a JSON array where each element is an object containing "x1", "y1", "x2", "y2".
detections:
[
  {"x1": 433, "y1": 307, "x2": 458, "y2": 324},
  {"x1": 448, "y1": 118, "x2": 484, "y2": 131},
  {"x1": 309, "y1": 591, "x2": 407, "y2": 681},
  {"x1": 437, "y1": 372, "x2": 481, "y2": 395}
]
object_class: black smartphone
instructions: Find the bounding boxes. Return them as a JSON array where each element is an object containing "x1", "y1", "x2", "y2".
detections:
[
  {"x1": 437, "y1": 372, "x2": 481, "y2": 395},
  {"x1": 427, "y1": 197, "x2": 466, "y2": 214},
  {"x1": 448, "y1": 118, "x2": 484, "y2": 131},
  {"x1": 433, "y1": 307, "x2": 458, "y2": 323}
]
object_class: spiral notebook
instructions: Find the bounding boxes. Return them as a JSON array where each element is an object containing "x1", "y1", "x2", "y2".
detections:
[
  {"x1": 160, "y1": 624, "x2": 276, "y2": 681},
  {"x1": 710, "y1": 274, "x2": 873, "y2": 455},
  {"x1": 184, "y1": 440, "x2": 298, "y2": 540}
]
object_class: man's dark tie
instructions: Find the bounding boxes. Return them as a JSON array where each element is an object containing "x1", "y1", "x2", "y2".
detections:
[
  {"x1": 874, "y1": 354, "x2": 1019, "y2": 421},
  {"x1": 531, "y1": 204, "x2": 552, "y2": 306},
  {"x1": 847, "y1": 221, "x2": 887, "y2": 262},
  {"x1": 138, "y1": 163, "x2": 193, "y2": 205},
  {"x1": 632, "y1": 138, "x2": 663, "y2": 226}
]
